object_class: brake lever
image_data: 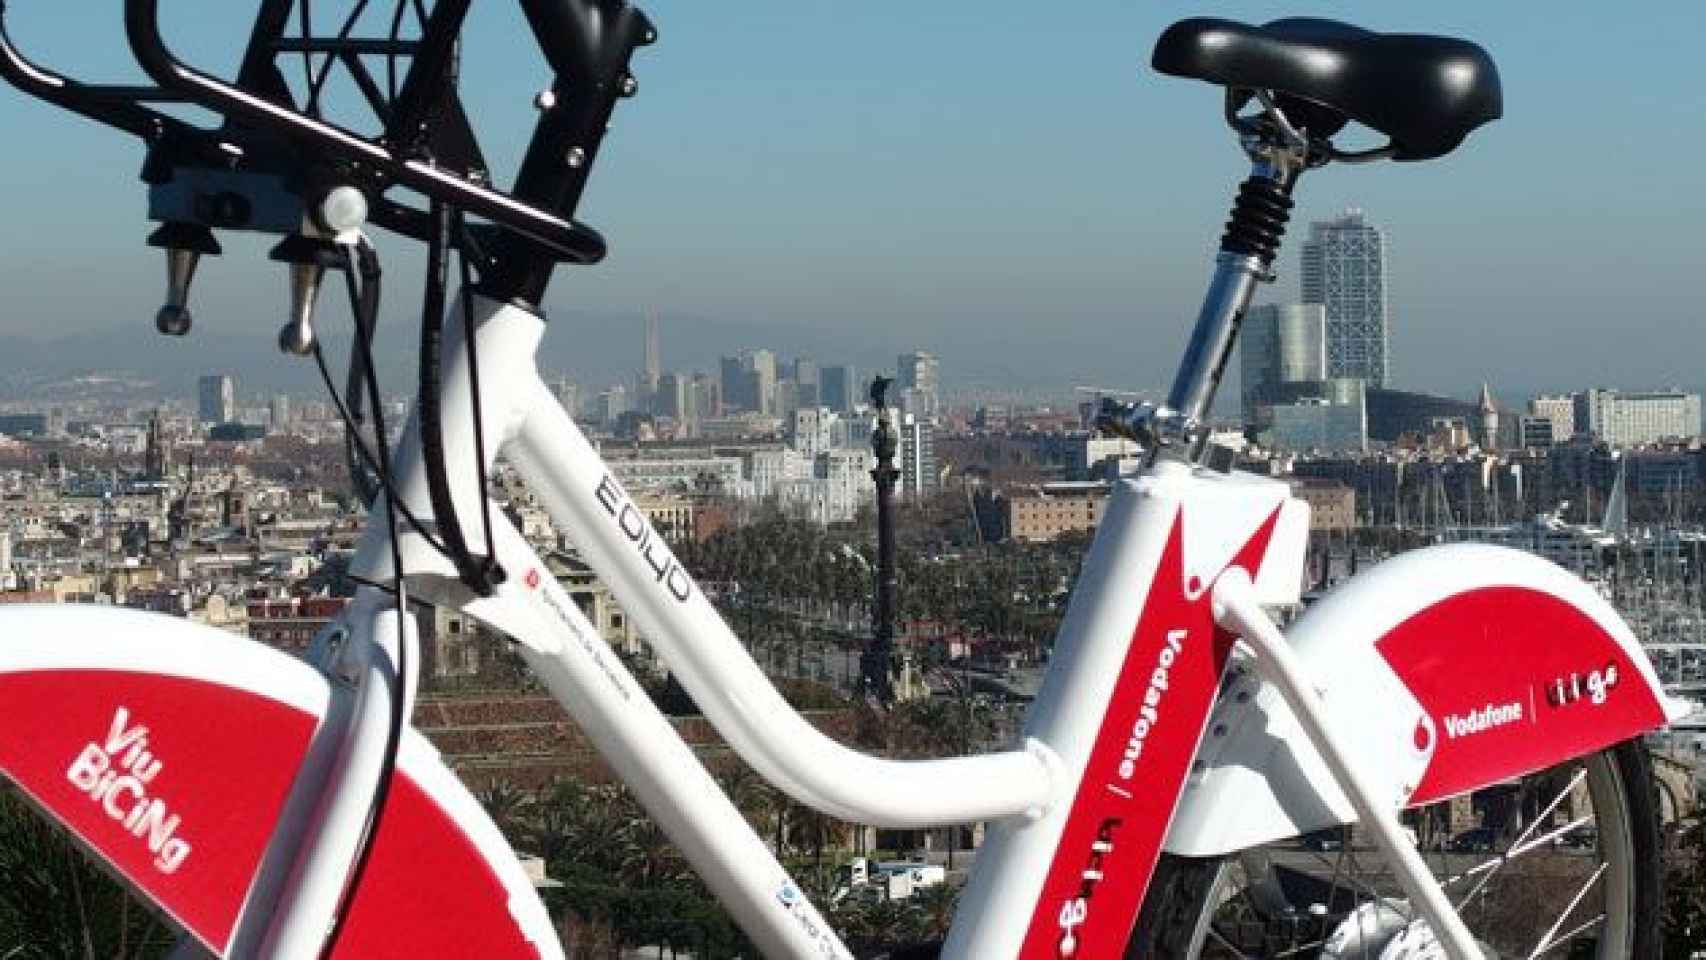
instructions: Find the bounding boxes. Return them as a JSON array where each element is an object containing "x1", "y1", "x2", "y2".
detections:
[{"x1": 122, "y1": 0, "x2": 607, "y2": 264}]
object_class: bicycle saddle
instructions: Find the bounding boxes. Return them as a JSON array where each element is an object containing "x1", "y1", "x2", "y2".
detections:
[{"x1": 1152, "y1": 17, "x2": 1502, "y2": 161}]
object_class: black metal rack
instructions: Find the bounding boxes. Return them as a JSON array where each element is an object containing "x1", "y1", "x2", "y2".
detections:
[{"x1": 0, "y1": 0, "x2": 655, "y2": 281}]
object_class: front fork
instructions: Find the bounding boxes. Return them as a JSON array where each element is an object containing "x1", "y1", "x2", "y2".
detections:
[{"x1": 253, "y1": 596, "x2": 418, "y2": 958}]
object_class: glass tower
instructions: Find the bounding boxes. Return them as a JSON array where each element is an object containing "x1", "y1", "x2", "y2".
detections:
[{"x1": 1301, "y1": 210, "x2": 1389, "y2": 388}]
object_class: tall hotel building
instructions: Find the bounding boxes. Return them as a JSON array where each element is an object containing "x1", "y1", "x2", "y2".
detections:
[{"x1": 1301, "y1": 210, "x2": 1389, "y2": 388}]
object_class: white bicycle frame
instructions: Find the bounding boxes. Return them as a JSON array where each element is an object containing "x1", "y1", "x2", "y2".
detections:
[
  {"x1": 0, "y1": 271, "x2": 1681, "y2": 959},
  {"x1": 252, "y1": 281, "x2": 1675, "y2": 959}
]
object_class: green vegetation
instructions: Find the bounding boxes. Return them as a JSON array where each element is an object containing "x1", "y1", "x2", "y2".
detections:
[
  {"x1": 676, "y1": 504, "x2": 1078, "y2": 670},
  {"x1": 1666, "y1": 817, "x2": 1706, "y2": 956},
  {"x1": 0, "y1": 787, "x2": 175, "y2": 959},
  {"x1": 480, "y1": 765, "x2": 963, "y2": 958}
]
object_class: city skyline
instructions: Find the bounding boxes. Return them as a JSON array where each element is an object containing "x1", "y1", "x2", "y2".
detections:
[
  {"x1": 7, "y1": 319, "x2": 1706, "y2": 431},
  {"x1": 0, "y1": 5, "x2": 1697, "y2": 401}
]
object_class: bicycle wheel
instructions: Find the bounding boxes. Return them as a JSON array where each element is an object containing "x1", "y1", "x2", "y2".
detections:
[{"x1": 1130, "y1": 739, "x2": 1661, "y2": 959}]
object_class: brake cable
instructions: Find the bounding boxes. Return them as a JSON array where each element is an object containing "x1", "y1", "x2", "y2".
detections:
[
  {"x1": 309, "y1": 269, "x2": 446, "y2": 557},
  {"x1": 416, "y1": 199, "x2": 503, "y2": 595},
  {"x1": 301, "y1": 204, "x2": 510, "y2": 954},
  {"x1": 341, "y1": 238, "x2": 384, "y2": 508},
  {"x1": 453, "y1": 211, "x2": 502, "y2": 583},
  {"x1": 308, "y1": 202, "x2": 508, "y2": 952},
  {"x1": 312, "y1": 240, "x2": 410, "y2": 960}
]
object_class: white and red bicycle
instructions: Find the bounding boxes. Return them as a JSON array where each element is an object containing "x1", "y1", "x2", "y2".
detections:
[{"x1": 0, "y1": 5, "x2": 1684, "y2": 958}]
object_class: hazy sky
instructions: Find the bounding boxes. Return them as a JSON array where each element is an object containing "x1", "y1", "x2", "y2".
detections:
[{"x1": 0, "y1": 3, "x2": 1700, "y2": 401}]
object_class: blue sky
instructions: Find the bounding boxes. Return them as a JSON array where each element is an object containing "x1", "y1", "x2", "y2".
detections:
[{"x1": 0, "y1": 3, "x2": 1700, "y2": 399}]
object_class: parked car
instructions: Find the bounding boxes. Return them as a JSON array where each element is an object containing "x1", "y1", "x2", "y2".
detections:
[{"x1": 1448, "y1": 827, "x2": 1496, "y2": 853}]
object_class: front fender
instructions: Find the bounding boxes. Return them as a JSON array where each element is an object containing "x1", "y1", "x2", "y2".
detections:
[
  {"x1": 1164, "y1": 543, "x2": 1681, "y2": 857},
  {"x1": 0, "y1": 604, "x2": 560, "y2": 958}
]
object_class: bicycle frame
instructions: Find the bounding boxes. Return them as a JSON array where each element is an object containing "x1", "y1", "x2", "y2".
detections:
[
  {"x1": 310, "y1": 285, "x2": 1314, "y2": 957},
  {"x1": 288, "y1": 274, "x2": 1672, "y2": 957},
  {"x1": 0, "y1": 225, "x2": 1678, "y2": 960}
]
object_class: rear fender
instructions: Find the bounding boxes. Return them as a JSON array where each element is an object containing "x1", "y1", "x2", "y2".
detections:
[{"x1": 1164, "y1": 544, "x2": 1680, "y2": 856}]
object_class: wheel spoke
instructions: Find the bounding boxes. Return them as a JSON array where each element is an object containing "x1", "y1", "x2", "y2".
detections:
[
  {"x1": 1450, "y1": 814, "x2": 1595, "y2": 905},
  {"x1": 1146, "y1": 747, "x2": 1649, "y2": 960},
  {"x1": 1527, "y1": 913, "x2": 1606, "y2": 959},
  {"x1": 1455, "y1": 772, "x2": 1583, "y2": 907},
  {"x1": 1512, "y1": 767, "x2": 1589, "y2": 853},
  {"x1": 1526, "y1": 863, "x2": 1606, "y2": 959}
]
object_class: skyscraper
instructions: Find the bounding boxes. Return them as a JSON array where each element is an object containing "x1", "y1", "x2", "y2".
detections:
[
  {"x1": 821, "y1": 365, "x2": 858, "y2": 413},
  {"x1": 198, "y1": 374, "x2": 236, "y2": 425},
  {"x1": 716, "y1": 351, "x2": 777, "y2": 414},
  {"x1": 793, "y1": 358, "x2": 819, "y2": 408},
  {"x1": 1478, "y1": 383, "x2": 1499, "y2": 450},
  {"x1": 772, "y1": 378, "x2": 800, "y2": 417},
  {"x1": 643, "y1": 311, "x2": 661, "y2": 390},
  {"x1": 896, "y1": 351, "x2": 940, "y2": 419},
  {"x1": 719, "y1": 350, "x2": 777, "y2": 415},
  {"x1": 719, "y1": 356, "x2": 748, "y2": 411},
  {"x1": 898, "y1": 413, "x2": 938, "y2": 499},
  {"x1": 655, "y1": 372, "x2": 689, "y2": 421},
  {"x1": 749, "y1": 350, "x2": 777, "y2": 416},
  {"x1": 1301, "y1": 211, "x2": 1389, "y2": 388},
  {"x1": 553, "y1": 379, "x2": 580, "y2": 419},
  {"x1": 1240, "y1": 304, "x2": 1326, "y2": 425},
  {"x1": 691, "y1": 373, "x2": 721, "y2": 419},
  {"x1": 597, "y1": 385, "x2": 629, "y2": 426}
]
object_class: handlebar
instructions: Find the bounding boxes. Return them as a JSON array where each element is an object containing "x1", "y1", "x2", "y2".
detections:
[
  {"x1": 0, "y1": 1, "x2": 214, "y2": 158},
  {"x1": 4, "y1": 0, "x2": 653, "y2": 310},
  {"x1": 122, "y1": 0, "x2": 608, "y2": 264}
]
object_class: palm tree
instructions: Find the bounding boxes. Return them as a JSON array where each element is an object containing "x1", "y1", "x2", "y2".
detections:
[
  {"x1": 476, "y1": 781, "x2": 534, "y2": 845},
  {"x1": 841, "y1": 893, "x2": 921, "y2": 955},
  {"x1": 787, "y1": 802, "x2": 848, "y2": 873},
  {"x1": 910, "y1": 880, "x2": 961, "y2": 942}
]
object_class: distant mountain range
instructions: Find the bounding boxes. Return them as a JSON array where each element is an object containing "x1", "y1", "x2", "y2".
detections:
[
  {"x1": 0, "y1": 310, "x2": 1161, "y2": 407},
  {"x1": 0, "y1": 312, "x2": 1579, "y2": 412}
]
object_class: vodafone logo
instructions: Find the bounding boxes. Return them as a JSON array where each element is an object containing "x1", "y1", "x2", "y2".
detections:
[
  {"x1": 524, "y1": 567, "x2": 542, "y2": 590},
  {"x1": 1442, "y1": 701, "x2": 1523, "y2": 739},
  {"x1": 1117, "y1": 629, "x2": 1187, "y2": 780}
]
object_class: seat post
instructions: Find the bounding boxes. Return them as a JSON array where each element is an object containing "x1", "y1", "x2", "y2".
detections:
[{"x1": 1159, "y1": 153, "x2": 1300, "y2": 457}]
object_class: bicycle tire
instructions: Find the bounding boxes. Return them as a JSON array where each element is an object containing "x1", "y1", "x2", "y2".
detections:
[{"x1": 1129, "y1": 738, "x2": 1662, "y2": 959}]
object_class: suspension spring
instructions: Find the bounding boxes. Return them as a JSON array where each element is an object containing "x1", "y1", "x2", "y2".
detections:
[{"x1": 1219, "y1": 176, "x2": 1294, "y2": 267}]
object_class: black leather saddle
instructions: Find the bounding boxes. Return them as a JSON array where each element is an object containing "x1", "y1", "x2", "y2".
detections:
[{"x1": 1153, "y1": 18, "x2": 1502, "y2": 161}]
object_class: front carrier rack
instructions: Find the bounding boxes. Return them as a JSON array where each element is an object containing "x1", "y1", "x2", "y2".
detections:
[{"x1": 0, "y1": 0, "x2": 654, "y2": 329}]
